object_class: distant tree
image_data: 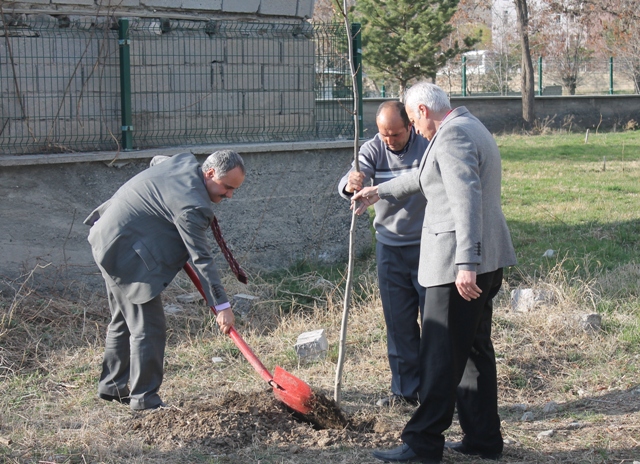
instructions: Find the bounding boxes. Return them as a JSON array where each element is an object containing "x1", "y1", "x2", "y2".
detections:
[
  {"x1": 312, "y1": 0, "x2": 355, "y2": 22},
  {"x1": 482, "y1": 4, "x2": 521, "y2": 95},
  {"x1": 514, "y1": 0, "x2": 535, "y2": 125},
  {"x1": 354, "y1": 0, "x2": 481, "y2": 94},
  {"x1": 596, "y1": 0, "x2": 640, "y2": 93},
  {"x1": 532, "y1": 0, "x2": 594, "y2": 95}
]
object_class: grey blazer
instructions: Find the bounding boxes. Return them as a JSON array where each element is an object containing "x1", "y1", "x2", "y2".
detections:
[
  {"x1": 378, "y1": 106, "x2": 517, "y2": 287},
  {"x1": 84, "y1": 152, "x2": 229, "y2": 306}
]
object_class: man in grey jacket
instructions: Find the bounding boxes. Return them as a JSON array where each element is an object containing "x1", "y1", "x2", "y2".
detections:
[
  {"x1": 354, "y1": 83, "x2": 516, "y2": 463},
  {"x1": 85, "y1": 150, "x2": 245, "y2": 411},
  {"x1": 339, "y1": 101, "x2": 429, "y2": 407}
]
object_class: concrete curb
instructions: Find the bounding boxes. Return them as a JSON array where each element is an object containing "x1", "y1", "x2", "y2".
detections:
[{"x1": 0, "y1": 140, "x2": 362, "y2": 167}]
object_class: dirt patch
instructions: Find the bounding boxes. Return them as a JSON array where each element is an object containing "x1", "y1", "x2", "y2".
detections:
[
  {"x1": 130, "y1": 390, "x2": 397, "y2": 455},
  {"x1": 295, "y1": 390, "x2": 348, "y2": 430}
]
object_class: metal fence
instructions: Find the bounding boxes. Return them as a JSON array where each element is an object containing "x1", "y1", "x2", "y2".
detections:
[
  {"x1": 372, "y1": 52, "x2": 639, "y2": 98},
  {"x1": 0, "y1": 17, "x2": 355, "y2": 155},
  {"x1": 435, "y1": 53, "x2": 639, "y2": 97}
]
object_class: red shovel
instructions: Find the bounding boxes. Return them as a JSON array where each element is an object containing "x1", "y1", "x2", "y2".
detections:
[{"x1": 182, "y1": 263, "x2": 315, "y2": 415}]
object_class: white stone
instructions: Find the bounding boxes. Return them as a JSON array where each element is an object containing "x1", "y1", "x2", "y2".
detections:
[
  {"x1": 294, "y1": 328, "x2": 328, "y2": 362},
  {"x1": 542, "y1": 249, "x2": 555, "y2": 257},
  {"x1": 164, "y1": 304, "x2": 183, "y2": 314},
  {"x1": 511, "y1": 288, "x2": 555, "y2": 312},
  {"x1": 211, "y1": 357, "x2": 224, "y2": 363},
  {"x1": 537, "y1": 430, "x2": 555, "y2": 439}
]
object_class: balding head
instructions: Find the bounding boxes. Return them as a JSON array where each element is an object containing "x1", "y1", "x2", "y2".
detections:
[
  {"x1": 375, "y1": 101, "x2": 412, "y2": 152},
  {"x1": 376, "y1": 100, "x2": 410, "y2": 129}
]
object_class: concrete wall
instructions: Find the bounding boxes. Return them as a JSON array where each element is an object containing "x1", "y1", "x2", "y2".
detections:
[
  {"x1": 0, "y1": 141, "x2": 372, "y2": 290},
  {"x1": 362, "y1": 95, "x2": 640, "y2": 136},
  {"x1": 1, "y1": 0, "x2": 316, "y2": 20}
]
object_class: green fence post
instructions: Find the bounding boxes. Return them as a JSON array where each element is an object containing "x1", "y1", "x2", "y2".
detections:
[
  {"x1": 118, "y1": 18, "x2": 133, "y2": 151},
  {"x1": 538, "y1": 56, "x2": 543, "y2": 96},
  {"x1": 381, "y1": 83, "x2": 386, "y2": 97},
  {"x1": 352, "y1": 23, "x2": 364, "y2": 138},
  {"x1": 462, "y1": 55, "x2": 467, "y2": 97},
  {"x1": 609, "y1": 57, "x2": 614, "y2": 95}
]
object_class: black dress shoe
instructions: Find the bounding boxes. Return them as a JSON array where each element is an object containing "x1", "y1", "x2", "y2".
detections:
[
  {"x1": 445, "y1": 441, "x2": 502, "y2": 460},
  {"x1": 372, "y1": 443, "x2": 440, "y2": 463},
  {"x1": 99, "y1": 393, "x2": 131, "y2": 405}
]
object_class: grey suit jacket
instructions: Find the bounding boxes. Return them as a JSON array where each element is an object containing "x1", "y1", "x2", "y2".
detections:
[
  {"x1": 84, "y1": 152, "x2": 229, "y2": 306},
  {"x1": 377, "y1": 106, "x2": 517, "y2": 287}
]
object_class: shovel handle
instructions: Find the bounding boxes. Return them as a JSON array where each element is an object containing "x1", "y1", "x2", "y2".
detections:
[{"x1": 182, "y1": 263, "x2": 274, "y2": 384}]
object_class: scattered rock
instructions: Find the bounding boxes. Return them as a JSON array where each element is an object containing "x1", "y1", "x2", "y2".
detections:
[
  {"x1": 521, "y1": 411, "x2": 535, "y2": 422},
  {"x1": 511, "y1": 288, "x2": 555, "y2": 312},
  {"x1": 176, "y1": 292, "x2": 202, "y2": 304},
  {"x1": 211, "y1": 357, "x2": 224, "y2": 364},
  {"x1": 537, "y1": 429, "x2": 555, "y2": 439},
  {"x1": 543, "y1": 401, "x2": 558, "y2": 414},
  {"x1": 163, "y1": 304, "x2": 183, "y2": 314},
  {"x1": 566, "y1": 422, "x2": 583, "y2": 430},
  {"x1": 578, "y1": 313, "x2": 602, "y2": 331},
  {"x1": 512, "y1": 403, "x2": 529, "y2": 413},
  {"x1": 294, "y1": 329, "x2": 329, "y2": 362},
  {"x1": 542, "y1": 249, "x2": 555, "y2": 258}
]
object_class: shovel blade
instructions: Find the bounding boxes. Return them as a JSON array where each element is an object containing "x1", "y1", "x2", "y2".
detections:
[{"x1": 272, "y1": 366, "x2": 315, "y2": 415}]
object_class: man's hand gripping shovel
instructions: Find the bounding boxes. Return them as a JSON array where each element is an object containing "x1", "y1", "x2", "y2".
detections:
[{"x1": 182, "y1": 263, "x2": 315, "y2": 415}]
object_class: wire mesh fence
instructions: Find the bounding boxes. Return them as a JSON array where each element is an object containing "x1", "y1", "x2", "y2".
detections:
[
  {"x1": 368, "y1": 52, "x2": 640, "y2": 98},
  {"x1": 0, "y1": 17, "x2": 355, "y2": 155},
  {"x1": 434, "y1": 53, "x2": 638, "y2": 97},
  {"x1": 0, "y1": 16, "x2": 120, "y2": 155}
]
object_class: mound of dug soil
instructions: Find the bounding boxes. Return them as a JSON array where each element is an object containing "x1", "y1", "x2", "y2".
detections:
[{"x1": 130, "y1": 390, "x2": 401, "y2": 455}]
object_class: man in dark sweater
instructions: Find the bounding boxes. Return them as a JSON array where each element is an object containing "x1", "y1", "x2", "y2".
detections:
[{"x1": 338, "y1": 101, "x2": 429, "y2": 406}]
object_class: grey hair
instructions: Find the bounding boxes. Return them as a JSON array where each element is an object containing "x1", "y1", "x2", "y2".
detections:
[
  {"x1": 202, "y1": 150, "x2": 245, "y2": 178},
  {"x1": 403, "y1": 82, "x2": 451, "y2": 117}
]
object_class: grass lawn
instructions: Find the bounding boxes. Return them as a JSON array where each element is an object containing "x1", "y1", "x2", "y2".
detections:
[{"x1": 499, "y1": 131, "x2": 640, "y2": 278}]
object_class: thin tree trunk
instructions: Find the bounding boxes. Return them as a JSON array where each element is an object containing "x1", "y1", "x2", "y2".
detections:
[
  {"x1": 514, "y1": 0, "x2": 535, "y2": 125},
  {"x1": 334, "y1": 0, "x2": 361, "y2": 408}
]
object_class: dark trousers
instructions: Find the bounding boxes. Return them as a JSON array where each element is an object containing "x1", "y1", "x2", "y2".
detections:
[
  {"x1": 98, "y1": 271, "x2": 166, "y2": 411},
  {"x1": 377, "y1": 242, "x2": 426, "y2": 400},
  {"x1": 402, "y1": 269, "x2": 504, "y2": 460}
]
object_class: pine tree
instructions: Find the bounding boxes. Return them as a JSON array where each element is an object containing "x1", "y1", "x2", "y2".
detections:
[{"x1": 355, "y1": 0, "x2": 480, "y2": 94}]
